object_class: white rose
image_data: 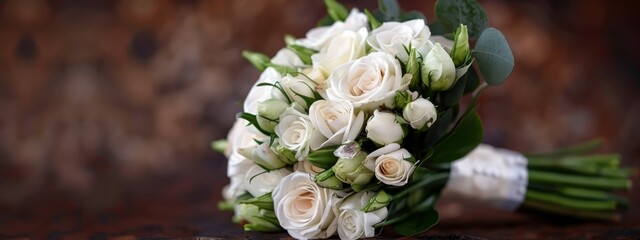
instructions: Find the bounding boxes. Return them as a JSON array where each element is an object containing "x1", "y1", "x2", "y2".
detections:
[
  {"x1": 294, "y1": 160, "x2": 325, "y2": 176},
  {"x1": 367, "y1": 19, "x2": 430, "y2": 62},
  {"x1": 271, "y1": 48, "x2": 305, "y2": 69},
  {"x1": 275, "y1": 105, "x2": 315, "y2": 160},
  {"x1": 243, "y1": 67, "x2": 287, "y2": 115},
  {"x1": 280, "y1": 74, "x2": 318, "y2": 109},
  {"x1": 308, "y1": 100, "x2": 364, "y2": 150},
  {"x1": 296, "y1": 9, "x2": 368, "y2": 50},
  {"x1": 222, "y1": 175, "x2": 244, "y2": 202},
  {"x1": 243, "y1": 165, "x2": 292, "y2": 197},
  {"x1": 365, "y1": 110, "x2": 404, "y2": 146},
  {"x1": 326, "y1": 52, "x2": 410, "y2": 111},
  {"x1": 226, "y1": 120, "x2": 265, "y2": 177},
  {"x1": 402, "y1": 98, "x2": 437, "y2": 130},
  {"x1": 272, "y1": 172, "x2": 339, "y2": 239},
  {"x1": 312, "y1": 28, "x2": 368, "y2": 77},
  {"x1": 365, "y1": 143, "x2": 415, "y2": 186},
  {"x1": 337, "y1": 191, "x2": 388, "y2": 240},
  {"x1": 422, "y1": 42, "x2": 456, "y2": 91}
]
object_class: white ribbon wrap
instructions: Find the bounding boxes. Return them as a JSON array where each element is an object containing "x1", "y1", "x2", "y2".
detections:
[{"x1": 441, "y1": 144, "x2": 528, "y2": 211}]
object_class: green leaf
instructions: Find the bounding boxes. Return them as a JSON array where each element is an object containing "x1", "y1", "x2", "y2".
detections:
[
  {"x1": 440, "y1": 73, "x2": 467, "y2": 108},
  {"x1": 472, "y1": 28, "x2": 514, "y2": 86},
  {"x1": 378, "y1": 0, "x2": 401, "y2": 21},
  {"x1": 287, "y1": 45, "x2": 317, "y2": 65},
  {"x1": 393, "y1": 207, "x2": 439, "y2": 236},
  {"x1": 324, "y1": 0, "x2": 349, "y2": 22},
  {"x1": 422, "y1": 107, "x2": 457, "y2": 149},
  {"x1": 242, "y1": 50, "x2": 270, "y2": 72},
  {"x1": 434, "y1": 0, "x2": 488, "y2": 38},
  {"x1": 316, "y1": 15, "x2": 335, "y2": 27},
  {"x1": 429, "y1": 110, "x2": 483, "y2": 164},
  {"x1": 463, "y1": 65, "x2": 479, "y2": 94},
  {"x1": 365, "y1": 9, "x2": 382, "y2": 30}
]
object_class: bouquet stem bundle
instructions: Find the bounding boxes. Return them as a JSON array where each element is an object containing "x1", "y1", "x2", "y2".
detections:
[{"x1": 522, "y1": 139, "x2": 634, "y2": 221}]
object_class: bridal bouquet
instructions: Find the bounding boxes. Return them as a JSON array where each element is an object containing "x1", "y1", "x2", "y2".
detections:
[{"x1": 213, "y1": 0, "x2": 634, "y2": 239}]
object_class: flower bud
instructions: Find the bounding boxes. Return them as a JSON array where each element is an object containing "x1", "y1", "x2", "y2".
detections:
[
  {"x1": 366, "y1": 110, "x2": 405, "y2": 146},
  {"x1": 332, "y1": 151, "x2": 374, "y2": 191},
  {"x1": 307, "y1": 145, "x2": 339, "y2": 169},
  {"x1": 280, "y1": 75, "x2": 319, "y2": 109},
  {"x1": 255, "y1": 98, "x2": 289, "y2": 133},
  {"x1": 451, "y1": 24, "x2": 471, "y2": 67},
  {"x1": 403, "y1": 98, "x2": 437, "y2": 130},
  {"x1": 271, "y1": 141, "x2": 297, "y2": 164},
  {"x1": 241, "y1": 142, "x2": 291, "y2": 170},
  {"x1": 362, "y1": 190, "x2": 391, "y2": 213},
  {"x1": 237, "y1": 204, "x2": 281, "y2": 232},
  {"x1": 422, "y1": 43, "x2": 456, "y2": 91},
  {"x1": 314, "y1": 169, "x2": 344, "y2": 190},
  {"x1": 257, "y1": 98, "x2": 289, "y2": 121}
]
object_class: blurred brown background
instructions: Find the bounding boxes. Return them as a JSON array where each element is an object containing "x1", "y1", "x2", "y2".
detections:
[{"x1": 0, "y1": 0, "x2": 638, "y2": 238}]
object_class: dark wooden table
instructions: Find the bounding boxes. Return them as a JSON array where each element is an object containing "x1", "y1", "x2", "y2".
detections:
[{"x1": 1, "y1": 166, "x2": 638, "y2": 239}]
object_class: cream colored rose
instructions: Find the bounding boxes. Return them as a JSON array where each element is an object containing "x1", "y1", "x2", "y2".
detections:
[
  {"x1": 365, "y1": 143, "x2": 415, "y2": 186},
  {"x1": 365, "y1": 110, "x2": 404, "y2": 146},
  {"x1": 312, "y1": 28, "x2": 368, "y2": 77},
  {"x1": 308, "y1": 100, "x2": 364, "y2": 150},
  {"x1": 243, "y1": 165, "x2": 292, "y2": 197},
  {"x1": 326, "y1": 52, "x2": 410, "y2": 111},
  {"x1": 296, "y1": 9, "x2": 368, "y2": 50},
  {"x1": 367, "y1": 19, "x2": 430, "y2": 62},
  {"x1": 337, "y1": 191, "x2": 388, "y2": 240},
  {"x1": 275, "y1": 105, "x2": 315, "y2": 160},
  {"x1": 272, "y1": 172, "x2": 339, "y2": 239},
  {"x1": 402, "y1": 98, "x2": 437, "y2": 130},
  {"x1": 280, "y1": 74, "x2": 318, "y2": 109}
]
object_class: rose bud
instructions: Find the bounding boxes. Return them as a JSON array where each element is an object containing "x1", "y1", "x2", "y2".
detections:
[
  {"x1": 366, "y1": 110, "x2": 405, "y2": 146},
  {"x1": 314, "y1": 168, "x2": 344, "y2": 190},
  {"x1": 332, "y1": 150, "x2": 374, "y2": 191},
  {"x1": 236, "y1": 204, "x2": 281, "y2": 232},
  {"x1": 422, "y1": 42, "x2": 456, "y2": 91},
  {"x1": 361, "y1": 190, "x2": 391, "y2": 213},
  {"x1": 451, "y1": 24, "x2": 471, "y2": 67},
  {"x1": 256, "y1": 98, "x2": 289, "y2": 133},
  {"x1": 402, "y1": 98, "x2": 437, "y2": 130}
]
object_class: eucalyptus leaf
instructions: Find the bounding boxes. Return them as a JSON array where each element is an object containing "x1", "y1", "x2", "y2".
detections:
[
  {"x1": 400, "y1": 11, "x2": 426, "y2": 21},
  {"x1": 429, "y1": 110, "x2": 483, "y2": 164},
  {"x1": 434, "y1": 0, "x2": 488, "y2": 38},
  {"x1": 472, "y1": 27, "x2": 514, "y2": 86},
  {"x1": 428, "y1": 21, "x2": 448, "y2": 36},
  {"x1": 378, "y1": 0, "x2": 401, "y2": 21},
  {"x1": 463, "y1": 65, "x2": 479, "y2": 94}
]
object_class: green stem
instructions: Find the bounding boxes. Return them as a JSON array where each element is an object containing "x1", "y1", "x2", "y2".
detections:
[
  {"x1": 528, "y1": 170, "x2": 630, "y2": 190},
  {"x1": 524, "y1": 138, "x2": 603, "y2": 158},
  {"x1": 525, "y1": 189, "x2": 617, "y2": 211},
  {"x1": 522, "y1": 199, "x2": 620, "y2": 221}
]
